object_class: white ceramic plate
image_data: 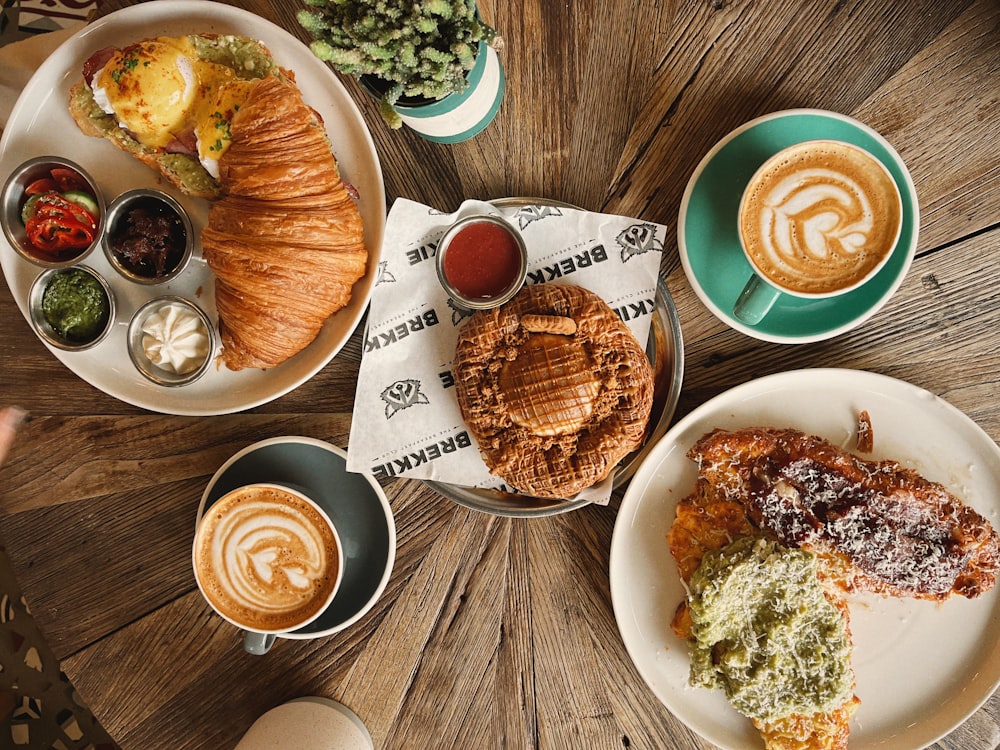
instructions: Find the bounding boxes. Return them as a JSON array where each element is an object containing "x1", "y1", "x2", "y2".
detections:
[
  {"x1": 0, "y1": 0, "x2": 385, "y2": 415},
  {"x1": 610, "y1": 368, "x2": 1000, "y2": 749}
]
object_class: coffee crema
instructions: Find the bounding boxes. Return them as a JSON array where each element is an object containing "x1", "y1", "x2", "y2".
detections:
[
  {"x1": 193, "y1": 485, "x2": 340, "y2": 633},
  {"x1": 739, "y1": 140, "x2": 902, "y2": 296}
]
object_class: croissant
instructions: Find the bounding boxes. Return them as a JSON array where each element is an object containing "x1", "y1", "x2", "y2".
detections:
[{"x1": 201, "y1": 75, "x2": 367, "y2": 370}]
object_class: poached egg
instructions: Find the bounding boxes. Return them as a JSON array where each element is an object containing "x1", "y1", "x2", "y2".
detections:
[{"x1": 90, "y1": 37, "x2": 257, "y2": 179}]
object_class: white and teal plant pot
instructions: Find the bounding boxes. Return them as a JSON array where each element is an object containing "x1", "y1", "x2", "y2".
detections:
[{"x1": 362, "y1": 40, "x2": 505, "y2": 144}]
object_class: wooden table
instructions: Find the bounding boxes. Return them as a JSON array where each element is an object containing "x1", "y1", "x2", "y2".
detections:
[{"x1": 2, "y1": 0, "x2": 999, "y2": 747}]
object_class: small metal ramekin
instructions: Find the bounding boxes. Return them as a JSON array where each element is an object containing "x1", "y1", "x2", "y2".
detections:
[
  {"x1": 127, "y1": 296, "x2": 216, "y2": 387},
  {"x1": 103, "y1": 189, "x2": 194, "y2": 284},
  {"x1": 435, "y1": 213, "x2": 528, "y2": 310},
  {"x1": 28, "y1": 265, "x2": 115, "y2": 351},
  {"x1": 2, "y1": 156, "x2": 105, "y2": 268}
]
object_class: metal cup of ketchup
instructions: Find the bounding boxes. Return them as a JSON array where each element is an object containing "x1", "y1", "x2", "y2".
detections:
[{"x1": 436, "y1": 213, "x2": 528, "y2": 310}]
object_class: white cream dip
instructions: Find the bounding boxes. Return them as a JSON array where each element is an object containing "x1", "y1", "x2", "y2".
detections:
[{"x1": 141, "y1": 301, "x2": 210, "y2": 375}]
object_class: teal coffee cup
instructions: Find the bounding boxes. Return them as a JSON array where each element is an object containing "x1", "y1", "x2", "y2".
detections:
[{"x1": 732, "y1": 139, "x2": 903, "y2": 326}]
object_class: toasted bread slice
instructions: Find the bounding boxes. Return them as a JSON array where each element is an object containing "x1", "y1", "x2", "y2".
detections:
[
  {"x1": 688, "y1": 427, "x2": 1000, "y2": 600},
  {"x1": 753, "y1": 696, "x2": 860, "y2": 750},
  {"x1": 68, "y1": 81, "x2": 222, "y2": 199},
  {"x1": 668, "y1": 487, "x2": 857, "y2": 750},
  {"x1": 67, "y1": 34, "x2": 283, "y2": 199}
]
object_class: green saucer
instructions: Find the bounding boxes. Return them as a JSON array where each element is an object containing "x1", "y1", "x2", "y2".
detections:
[{"x1": 678, "y1": 109, "x2": 918, "y2": 343}]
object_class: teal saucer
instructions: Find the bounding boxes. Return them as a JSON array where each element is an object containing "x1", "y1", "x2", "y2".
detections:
[{"x1": 678, "y1": 109, "x2": 918, "y2": 343}]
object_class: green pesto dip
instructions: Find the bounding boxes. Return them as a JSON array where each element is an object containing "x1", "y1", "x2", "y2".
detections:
[
  {"x1": 687, "y1": 536, "x2": 853, "y2": 722},
  {"x1": 41, "y1": 268, "x2": 110, "y2": 343}
]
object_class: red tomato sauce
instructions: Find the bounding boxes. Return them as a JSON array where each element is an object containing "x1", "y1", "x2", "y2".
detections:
[{"x1": 442, "y1": 220, "x2": 523, "y2": 300}]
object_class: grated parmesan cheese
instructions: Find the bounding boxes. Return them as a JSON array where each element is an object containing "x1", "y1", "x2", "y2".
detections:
[{"x1": 687, "y1": 536, "x2": 854, "y2": 722}]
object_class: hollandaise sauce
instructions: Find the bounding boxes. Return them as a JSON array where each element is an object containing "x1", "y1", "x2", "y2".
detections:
[
  {"x1": 93, "y1": 39, "x2": 201, "y2": 149},
  {"x1": 90, "y1": 36, "x2": 260, "y2": 176}
]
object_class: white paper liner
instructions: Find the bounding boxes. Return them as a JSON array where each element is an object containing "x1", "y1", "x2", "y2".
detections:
[{"x1": 346, "y1": 198, "x2": 666, "y2": 505}]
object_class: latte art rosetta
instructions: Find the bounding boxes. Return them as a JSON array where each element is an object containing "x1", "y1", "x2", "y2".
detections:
[
  {"x1": 194, "y1": 486, "x2": 340, "y2": 632},
  {"x1": 215, "y1": 500, "x2": 328, "y2": 610},
  {"x1": 740, "y1": 141, "x2": 902, "y2": 296},
  {"x1": 759, "y1": 169, "x2": 875, "y2": 275}
]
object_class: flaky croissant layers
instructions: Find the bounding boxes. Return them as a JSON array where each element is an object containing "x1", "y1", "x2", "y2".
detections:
[{"x1": 201, "y1": 75, "x2": 367, "y2": 371}]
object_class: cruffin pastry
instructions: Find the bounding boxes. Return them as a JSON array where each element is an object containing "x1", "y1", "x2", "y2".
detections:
[{"x1": 453, "y1": 284, "x2": 654, "y2": 498}]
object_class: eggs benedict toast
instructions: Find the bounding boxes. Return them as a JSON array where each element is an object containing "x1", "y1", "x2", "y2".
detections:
[{"x1": 68, "y1": 34, "x2": 283, "y2": 199}]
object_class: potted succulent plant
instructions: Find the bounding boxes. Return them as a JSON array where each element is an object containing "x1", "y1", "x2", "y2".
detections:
[{"x1": 298, "y1": 0, "x2": 505, "y2": 143}]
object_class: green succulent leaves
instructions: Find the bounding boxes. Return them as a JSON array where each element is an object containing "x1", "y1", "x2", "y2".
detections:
[{"x1": 298, "y1": 0, "x2": 499, "y2": 126}]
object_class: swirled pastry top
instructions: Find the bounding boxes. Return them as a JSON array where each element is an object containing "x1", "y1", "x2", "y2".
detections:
[{"x1": 453, "y1": 284, "x2": 654, "y2": 499}]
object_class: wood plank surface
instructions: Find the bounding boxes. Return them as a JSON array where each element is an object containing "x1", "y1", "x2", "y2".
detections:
[{"x1": 1, "y1": 0, "x2": 999, "y2": 748}]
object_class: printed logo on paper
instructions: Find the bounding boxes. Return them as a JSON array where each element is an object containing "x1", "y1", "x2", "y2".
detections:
[
  {"x1": 616, "y1": 222, "x2": 663, "y2": 262},
  {"x1": 370, "y1": 429, "x2": 474, "y2": 480},
  {"x1": 512, "y1": 204, "x2": 564, "y2": 230},
  {"x1": 365, "y1": 309, "x2": 440, "y2": 352},
  {"x1": 447, "y1": 298, "x2": 475, "y2": 326},
  {"x1": 381, "y1": 379, "x2": 430, "y2": 419},
  {"x1": 525, "y1": 243, "x2": 610, "y2": 285},
  {"x1": 375, "y1": 260, "x2": 396, "y2": 285}
]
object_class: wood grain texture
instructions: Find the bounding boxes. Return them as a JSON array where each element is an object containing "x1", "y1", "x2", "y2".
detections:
[{"x1": 1, "y1": 0, "x2": 999, "y2": 748}]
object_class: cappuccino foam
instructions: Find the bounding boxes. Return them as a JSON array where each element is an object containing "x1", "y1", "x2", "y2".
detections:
[
  {"x1": 739, "y1": 141, "x2": 901, "y2": 295},
  {"x1": 194, "y1": 485, "x2": 339, "y2": 632}
]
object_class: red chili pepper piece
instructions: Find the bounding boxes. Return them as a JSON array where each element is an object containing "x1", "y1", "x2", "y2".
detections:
[
  {"x1": 23, "y1": 191, "x2": 97, "y2": 256},
  {"x1": 49, "y1": 167, "x2": 90, "y2": 193},
  {"x1": 26, "y1": 215, "x2": 96, "y2": 256},
  {"x1": 24, "y1": 178, "x2": 58, "y2": 196},
  {"x1": 31, "y1": 192, "x2": 97, "y2": 226}
]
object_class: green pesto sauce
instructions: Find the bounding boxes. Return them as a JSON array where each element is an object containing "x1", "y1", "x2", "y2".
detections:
[
  {"x1": 41, "y1": 269, "x2": 110, "y2": 343},
  {"x1": 687, "y1": 536, "x2": 853, "y2": 722}
]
